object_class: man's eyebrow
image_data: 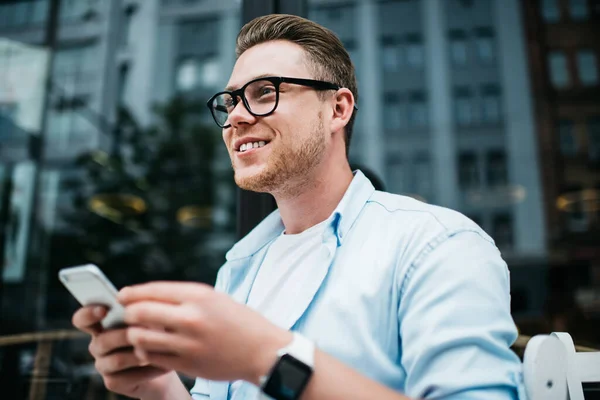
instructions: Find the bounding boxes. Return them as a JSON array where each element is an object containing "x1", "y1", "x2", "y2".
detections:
[{"x1": 224, "y1": 73, "x2": 278, "y2": 92}]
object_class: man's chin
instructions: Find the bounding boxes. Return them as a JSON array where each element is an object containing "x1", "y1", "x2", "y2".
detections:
[{"x1": 234, "y1": 171, "x2": 273, "y2": 193}]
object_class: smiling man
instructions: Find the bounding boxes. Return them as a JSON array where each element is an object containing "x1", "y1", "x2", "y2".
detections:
[{"x1": 72, "y1": 14, "x2": 526, "y2": 400}]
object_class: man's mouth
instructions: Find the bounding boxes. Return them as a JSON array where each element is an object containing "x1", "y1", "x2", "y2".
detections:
[{"x1": 237, "y1": 140, "x2": 269, "y2": 153}]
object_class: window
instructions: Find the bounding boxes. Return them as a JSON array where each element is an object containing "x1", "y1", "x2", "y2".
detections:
[
  {"x1": 548, "y1": 51, "x2": 571, "y2": 88},
  {"x1": 53, "y1": 44, "x2": 98, "y2": 95},
  {"x1": 407, "y1": 91, "x2": 428, "y2": 128},
  {"x1": 458, "y1": 152, "x2": 480, "y2": 190},
  {"x1": 386, "y1": 154, "x2": 406, "y2": 194},
  {"x1": 561, "y1": 184, "x2": 589, "y2": 232},
  {"x1": 412, "y1": 154, "x2": 432, "y2": 199},
  {"x1": 577, "y1": 50, "x2": 599, "y2": 86},
  {"x1": 569, "y1": 0, "x2": 590, "y2": 20},
  {"x1": 542, "y1": 0, "x2": 561, "y2": 22},
  {"x1": 0, "y1": 0, "x2": 49, "y2": 28},
  {"x1": 588, "y1": 117, "x2": 600, "y2": 162},
  {"x1": 13, "y1": 1, "x2": 30, "y2": 26},
  {"x1": 48, "y1": 45, "x2": 98, "y2": 152},
  {"x1": 381, "y1": 36, "x2": 401, "y2": 72},
  {"x1": 481, "y1": 84, "x2": 502, "y2": 124},
  {"x1": 60, "y1": 0, "x2": 99, "y2": 22},
  {"x1": 558, "y1": 119, "x2": 578, "y2": 156},
  {"x1": 31, "y1": 0, "x2": 49, "y2": 24},
  {"x1": 449, "y1": 30, "x2": 468, "y2": 66},
  {"x1": 486, "y1": 150, "x2": 508, "y2": 187},
  {"x1": 344, "y1": 40, "x2": 359, "y2": 75},
  {"x1": 474, "y1": 27, "x2": 495, "y2": 64},
  {"x1": 0, "y1": 103, "x2": 18, "y2": 139},
  {"x1": 492, "y1": 213, "x2": 514, "y2": 249},
  {"x1": 405, "y1": 33, "x2": 424, "y2": 69},
  {"x1": 454, "y1": 87, "x2": 474, "y2": 127},
  {"x1": 383, "y1": 92, "x2": 403, "y2": 131},
  {"x1": 176, "y1": 56, "x2": 219, "y2": 91}
]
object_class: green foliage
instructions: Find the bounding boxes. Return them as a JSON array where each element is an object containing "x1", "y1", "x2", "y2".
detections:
[{"x1": 56, "y1": 97, "x2": 234, "y2": 288}]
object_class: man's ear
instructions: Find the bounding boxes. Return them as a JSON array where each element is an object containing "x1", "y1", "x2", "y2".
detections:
[{"x1": 330, "y1": 88, "x2": 355, "y2": 134}]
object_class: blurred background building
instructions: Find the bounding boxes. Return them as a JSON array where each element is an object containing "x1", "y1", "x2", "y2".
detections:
[{"x1": 0, "y1": 0, "x2": 599, "y2": 398}]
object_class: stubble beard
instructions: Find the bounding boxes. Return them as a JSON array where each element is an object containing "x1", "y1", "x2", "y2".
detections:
[{"x1": 233, "y1": 115, "x2": 327, "y2": 195}]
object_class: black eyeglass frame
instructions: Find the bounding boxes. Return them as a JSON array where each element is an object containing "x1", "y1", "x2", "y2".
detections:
[{"x1": 206, "y1": 76, "x2": 358, "y2": 128}]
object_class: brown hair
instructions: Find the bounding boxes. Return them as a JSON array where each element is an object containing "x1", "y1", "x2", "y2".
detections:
[{"x1": 236, "y1": 14, "x2": 358, "y2": 157}]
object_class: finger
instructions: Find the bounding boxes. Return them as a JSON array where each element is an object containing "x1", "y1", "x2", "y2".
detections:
[
  {"x1": 89, "y1": 328, "x2": 132, "y2": 358},
  {"x1": 72, "y1": 306, "x2": 108, "y2": 334},
  {"x1": 127, "y1": 326, "x2": 197, "y2": 358},
  {"x1": 95, "y1": 349, "x2": 151, "y2": 375},
  {"x1": 123, "y1": 301, "x2": 195, "y2": 332},
  {"x1": 102, "y1": 365, "x2": 168, "y2": 392},
  {"x1": 140, "y1": 353, "x2": 191, "y2": 376},
  {"x1": 118, "y1": 282, "x2": 212, "y2": 305}
]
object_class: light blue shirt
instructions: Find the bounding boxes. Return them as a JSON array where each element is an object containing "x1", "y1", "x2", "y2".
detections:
[{"x1": 191, "y1": 171, "x2": 526, "y2": 399}]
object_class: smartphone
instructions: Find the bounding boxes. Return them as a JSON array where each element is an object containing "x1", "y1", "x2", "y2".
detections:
[{"x1": 59, "y1": 264, "x2": 125, "y2": 329}]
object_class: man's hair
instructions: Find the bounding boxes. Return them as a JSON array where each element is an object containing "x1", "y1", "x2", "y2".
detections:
[{"x1": 236, "y1": 14, "x2": 359, "y2": 157}]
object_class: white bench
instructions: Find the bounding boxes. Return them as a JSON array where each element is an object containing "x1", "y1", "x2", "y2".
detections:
[{"x1": 523, "y1": 332, "x2": 600, "y2": 400}]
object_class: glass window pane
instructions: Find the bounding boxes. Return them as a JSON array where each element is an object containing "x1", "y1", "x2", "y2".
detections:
[
  {"x1": 569, "y1": 0, "x2": 589, "y2": 20},
  {"x1": 492, "y1": 213, "x2": 514, "y2": 250},
  {"x1": 588, "y1": 117, "x2": 600, "y2": 161},
  {"x1": 386, "y1": 155, "x2": 406, "y2": 194},
  {"x1": 542, "y1": 0, "x2": 561, "y2": 22},
  {"x1": 577, "y1": 50, "x2": 599, "y2": 86},
  {"x1": 474, "y1": 27, "x2": 495, "y2": 64},
  {"x1": 482, "y1": 84, "x2": 502, "y2": 124},
  {"x1": 407, "y1": 91, "x2": 428, "y2": 128},
  {"x1": 412, "y1": 153, "x2": 432, "y2": 200},
  {"x1": 449, "y1": 30, "x2": 468, "y2": 66},
  {"x1": 381, "y1": 40, "x2": 402, "y2": 71},
  {"x1": 548, "y1": 51, "x2": 571, "y2": 88},
  {"x1": 406, "y1": 33, "x2": 423, "y2": 69},
  {"x1": 559, "y1": 119, "x2": 578, "y2": 156},
  {"x1": 0, "y1": 4, "x2": 15, "y2": 29},
  {"x1": 31, "y1": 0, "x2": 49, "y2": 24},
  {"x1": 383, "y1": 92, "x2": 403, "y2": 132},
  {"x1": 13, "y1": 2, "x2": 30, "y2": 26},
  {"x1": 454, "y1": 87, "x2": 474, "y2": 126},
  {"x1": 486, "y1": 150, "x2": 508, "y2": 187},
  {"x1": 458, "y1": 152, "x2": 480, "y2": 190}
]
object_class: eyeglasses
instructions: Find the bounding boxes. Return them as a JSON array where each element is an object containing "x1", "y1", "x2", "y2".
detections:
[{"x1": 206, "y1": 76, "x2": 357, "y2": 128}]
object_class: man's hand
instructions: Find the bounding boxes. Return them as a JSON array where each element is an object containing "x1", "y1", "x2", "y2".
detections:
[
  {"x1": 72, "y1": 305, "x2": 181, "y2": 399},
  {"x1": 117, "y1": 282, "x2": 293, "y2": 384}
]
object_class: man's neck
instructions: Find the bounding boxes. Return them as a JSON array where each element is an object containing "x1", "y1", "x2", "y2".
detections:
[{"x1": 273, "y1": 161, "x2": 354, "y2": 235}]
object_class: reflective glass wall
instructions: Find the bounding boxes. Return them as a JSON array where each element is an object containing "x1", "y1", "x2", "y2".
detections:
[{"x1": 0, "y1": 0, "x2": 599, "y2": 398}]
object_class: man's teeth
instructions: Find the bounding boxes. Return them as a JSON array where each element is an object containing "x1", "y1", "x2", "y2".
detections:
[{"x1": 239, "y1": 141, "x2": 266, "y2": 152}]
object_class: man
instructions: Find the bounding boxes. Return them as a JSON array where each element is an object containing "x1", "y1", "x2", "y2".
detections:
[{"x1": 73, "y1": 14, "x2": 526, "y2": 400}]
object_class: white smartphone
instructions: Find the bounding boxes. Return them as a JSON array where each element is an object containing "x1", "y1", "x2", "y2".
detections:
[{"x1": 59, "y1": 264, "x2": 126, "y2": 329}]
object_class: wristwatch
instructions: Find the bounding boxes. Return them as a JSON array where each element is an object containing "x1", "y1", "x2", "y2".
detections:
[{"x1": 259, "y1": 332, "x2": 315, "y2": 400}]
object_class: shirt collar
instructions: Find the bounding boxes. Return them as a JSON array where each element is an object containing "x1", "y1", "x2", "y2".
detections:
[{"x1": 225, "y1": 170, "x2": 375, "y2": 261}]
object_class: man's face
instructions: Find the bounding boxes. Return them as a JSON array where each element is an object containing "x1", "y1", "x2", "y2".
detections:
[{"x1": 222, "y1": 40, "x2": 330, "y2": 194}]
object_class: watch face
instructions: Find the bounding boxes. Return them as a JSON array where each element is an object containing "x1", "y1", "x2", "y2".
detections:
[{"x1": 263, "y1": 354, "x2": 313, "y2": 400}]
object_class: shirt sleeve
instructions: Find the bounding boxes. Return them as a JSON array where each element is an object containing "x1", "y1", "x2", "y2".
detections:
[
  {"x1": 397, "y1": 230, "x2": 526, "y2": 400},
  {"x1": 189, "y1": 265, "x2": 231, "y2": 399},
  {"x1": 190, "y1": 378, "x2": 210, "y2": 399}
]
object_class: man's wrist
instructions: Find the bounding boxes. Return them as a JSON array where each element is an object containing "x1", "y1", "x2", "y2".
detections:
[
  {"x1": 140, "y1": 371, "x2": 190, "y2": 400},
  {"x1": 248, "y1": 329, "x2": 294, "y2": 386}
]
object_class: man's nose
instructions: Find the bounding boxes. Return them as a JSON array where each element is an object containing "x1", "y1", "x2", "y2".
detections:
[{"x1": 227, "y1": 99, "x2": 257, "y2": 128}]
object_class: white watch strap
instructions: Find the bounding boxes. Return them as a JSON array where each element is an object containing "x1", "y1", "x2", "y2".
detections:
[
  {"x1": 259, "y1": 332, "x2": 315, "y2": 389},
  {"x1": 277, "y1": 332, "x2": 315, "y2": 367}
]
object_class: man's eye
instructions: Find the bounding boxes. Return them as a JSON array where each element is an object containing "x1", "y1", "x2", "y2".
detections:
[{"x1": 259, "y1": 86, "x2": 276, "y2": 96}]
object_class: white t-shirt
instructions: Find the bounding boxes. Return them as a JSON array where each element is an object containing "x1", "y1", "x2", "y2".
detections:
[{"x1": 228, "y1": 219, "x2": 329, "y2": 399}]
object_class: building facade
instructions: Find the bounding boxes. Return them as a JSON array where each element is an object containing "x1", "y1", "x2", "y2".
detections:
[{"x1": 521, "y1": 0, "x2": 600, "y2": 320}]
